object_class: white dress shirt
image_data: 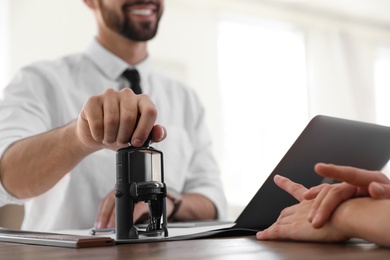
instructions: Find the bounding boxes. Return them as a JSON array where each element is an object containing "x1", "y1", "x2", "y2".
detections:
[{"x1": 0, "y1": 39, "x2": 227, "y2": 231}]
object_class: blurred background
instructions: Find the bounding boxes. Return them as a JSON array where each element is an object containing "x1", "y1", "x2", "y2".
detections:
[{"x1": 1, "y1": 0, "x2": 390, "y2": 227}]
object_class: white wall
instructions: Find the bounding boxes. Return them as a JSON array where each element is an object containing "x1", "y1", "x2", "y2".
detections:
[
  {"x1": 0, "y1": 0, "x2": 9, "y2": 92},
  {"x1": 8, "y1": 0, "x2": 95, "y2": 75}
]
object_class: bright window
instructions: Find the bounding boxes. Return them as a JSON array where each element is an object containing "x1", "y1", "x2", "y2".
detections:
[
  {"x1": 218, "y1": 16, "x2": 309, "y2": 217},
  {"x1": 375, "y1": 47, "x2": 390, "y2": 126},
  {"x1": 0, "y1": 0, "x2": 9, "y2": 99}
]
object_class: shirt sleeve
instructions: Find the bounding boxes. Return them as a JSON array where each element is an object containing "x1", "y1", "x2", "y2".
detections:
[
  {"x1": 184, "y1": 111, "x2": 228, "y2": 220},
  {"x1": 0, "y1": 65, "x2": 54, "y2": 206},
  {"x1": 178, "y1": 89, "x2": 228, "y2": 220}
]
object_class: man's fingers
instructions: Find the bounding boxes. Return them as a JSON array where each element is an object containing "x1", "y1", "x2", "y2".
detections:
[
  {"x1": 95, "y1": 190, "x2": 115, "y2": 229},
  {"x1": 107, "y1": 210, "x2": 116, "y2": 228},
  {"x1": 102, "y1": 90, "x2": 120, "y2": 144},
  {"x1": 130, "y1": 94, "x2": 158, "y2": 147},
  {"x1": 151, "y1": 125, "x2": 167, "y2": 143},
  {"x1": 133, "y1": 202, "x2": 149, "y2": 223},
  {"x1": 78, "y1": 89, "x2": 161, "y2": 151},
  {"x1": 116, "y1": 88, "x2": 139, "y2": 145},
  {"x1": 81, "y1": 95, "x2": 104, "y2": 142},
  {"x1": 273, "y1": 175, "x2": 308, "y2": 201},
  {"x1": 315, "y1": 163, "x2": 390, "y2": 186}
]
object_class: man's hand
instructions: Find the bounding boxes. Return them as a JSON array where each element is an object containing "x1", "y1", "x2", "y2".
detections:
[
  {"x1": 303, "y1": 163, "x2": 390, "y2": 228},
  {"x1": 0, "y1": 88, "x2": 166, "y2": 199},
  {"x1": 94, "y1": 190, "x2": 149, "y2": 229},
  {"x1": 75, "y1": 88, "x2": 169, "y2": 229},
  {"x1": 76, "y1": 88, "x2": 166, "y2": 152},
  {"x1": 94, "y1": 189, "x2": 175, "y2": 229}
]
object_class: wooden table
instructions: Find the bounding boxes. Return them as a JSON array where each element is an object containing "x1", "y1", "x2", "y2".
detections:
[{"x1": 0, "y1": 236, "x2": 388, "y2": 259}]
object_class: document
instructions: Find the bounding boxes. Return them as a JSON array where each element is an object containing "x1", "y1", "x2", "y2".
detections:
[
  {"x1": 0, "y1": 221, "x2": 257, "y2": 247},
  {"x1": 0, "y1": 228, "x2": 115, "y2": 248},
  {"x1": 60, "y1": 221, "x2": 257, "y2": 244}
]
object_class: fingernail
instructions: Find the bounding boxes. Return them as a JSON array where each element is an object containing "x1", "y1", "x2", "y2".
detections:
[
  {"x1": 372, "y1": 182, "x2": 385, "y2": 196},
  {"x1": 312, "y1": 213, "x2": 321, "y2": 226},
  {"x1": 95, "y1": 221, "x2": 102, "y2": 229},
  {"x1": 274, "y1": 175, "x2": 284, "y2": 181},
  {"x1": 116, "y1": 142, "x2": 127, "y2": 147},
  {"x1": 160, "y1": 127, "x2": 165, "y2": 139},
  {"x1": 308, "y1": 211, "x2": 314, "y2": 222},
  {"x1": 132, "y1": 138, "x2": 142, "y2": 147},
  {"x1": 256, "y1": 231, "x2": 263, "y2": 239}
]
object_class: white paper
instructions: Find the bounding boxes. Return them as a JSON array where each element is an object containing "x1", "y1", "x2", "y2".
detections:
[{"x1": 60, "y1": 222, "x2": 236, "y2": 242}]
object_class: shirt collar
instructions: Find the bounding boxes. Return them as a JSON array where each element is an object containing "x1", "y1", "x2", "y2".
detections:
[{"x1": 85, "y1": 38, "x2": 152, "y2": 82}]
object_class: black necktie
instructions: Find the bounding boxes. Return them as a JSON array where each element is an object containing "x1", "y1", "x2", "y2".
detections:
[
  {"x1": 122, "y1": 68, "x2": 145, "y2": 182},
  {"x1": 123, "y1": 69, "x2": 142, "y2": 94}
]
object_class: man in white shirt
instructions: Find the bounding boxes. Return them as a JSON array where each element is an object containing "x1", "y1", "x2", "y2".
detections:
[{"x1": 0, "y1": 0, "x2": 227, "y2": 231}]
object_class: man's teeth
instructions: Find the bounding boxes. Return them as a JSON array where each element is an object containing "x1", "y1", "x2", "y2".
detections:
[{"x1": 130, "y1": 9, "x2": 153, "y2": 16}]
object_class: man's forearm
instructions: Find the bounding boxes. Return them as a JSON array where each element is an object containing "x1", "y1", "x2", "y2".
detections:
[
  {"x1": 0, "y1": 120, "x2": 94, "y2": 199},
  {"x1": 332, "y1": 198, "x2": 390, "y2": 247},
  {"x1": 175, "y1": 193, "x2": 217, "y2": 220}
]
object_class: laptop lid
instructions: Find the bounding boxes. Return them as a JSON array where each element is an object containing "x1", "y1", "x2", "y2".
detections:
[{"x1": 234, "y1": 115, "x2": 390, "y2": 230}]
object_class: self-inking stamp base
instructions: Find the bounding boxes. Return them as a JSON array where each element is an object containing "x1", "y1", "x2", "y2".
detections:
[{"x1": 115, "y1": 138, "x2": 168, "y2": 240}]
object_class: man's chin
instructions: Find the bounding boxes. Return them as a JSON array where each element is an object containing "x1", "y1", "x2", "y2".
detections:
[
  {"x1": 121, "y1": 31, "x2": 158, "y2": 42},
  {"x1": 121, "y1": 24, "x2": 159, "y2": 41}
]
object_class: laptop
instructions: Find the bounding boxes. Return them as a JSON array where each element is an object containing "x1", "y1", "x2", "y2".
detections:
[{"x1": 232, "y1": 115, "x2": 390, "y2": 231}]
